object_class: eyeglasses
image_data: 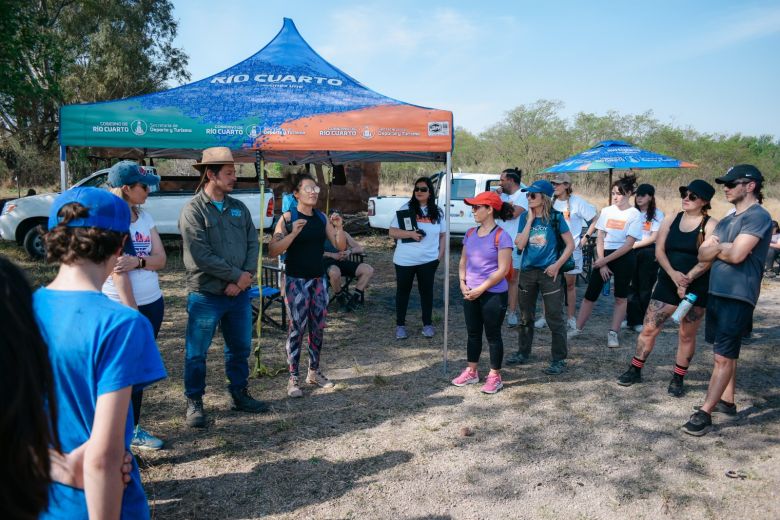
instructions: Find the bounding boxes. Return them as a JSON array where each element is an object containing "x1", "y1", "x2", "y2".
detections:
[
  {"x1": 526, "y1": 192, "x2": 538, "y2": 199},
  {"x1": 723, "y1": 180, "x2": 750, "y2": 189},
  {"x1": 414, "y1": 186, "x2": 429, "y2": 193},
  {"x1": 680, "y1": 190, "x2": 700, "y2": 201},
  {"x1": 301, "y1": 185, "x2": 321, "y2": 194}
]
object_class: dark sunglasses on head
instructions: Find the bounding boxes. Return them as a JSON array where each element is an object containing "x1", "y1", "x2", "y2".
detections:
[
  {"x1": 526, "y1": 192, "x2": 538, "y2": 199},
  {"x1": 414, "y1": 186, "x2": 429, "y2": 193},
  {"x1": 680, "y1": 190, "x2": 699, "y2": 201},
  {"x1": 723, "y1": 180, "x2": 750, "y2": 189}
]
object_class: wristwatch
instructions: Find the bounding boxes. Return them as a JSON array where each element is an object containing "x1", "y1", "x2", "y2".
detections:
[{"x1": 137, "y1": 257, "x2": 146, "y2": 269}]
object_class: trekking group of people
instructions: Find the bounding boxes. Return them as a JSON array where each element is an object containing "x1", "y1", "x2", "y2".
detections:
[{"x1": 1, "y1": 144, "x2": 775, "y2": 517}]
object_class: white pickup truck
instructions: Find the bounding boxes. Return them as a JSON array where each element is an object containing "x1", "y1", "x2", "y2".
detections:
[
  {"x1": 368, "y1": 172, "x2": 513, "y2": 235},
  {"x1": 0, "y1": 168, "x2": 274, "y2": 258}
]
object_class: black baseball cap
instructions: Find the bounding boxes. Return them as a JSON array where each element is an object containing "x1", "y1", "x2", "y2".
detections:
[
  {"x1": 636, "y1": 184, "x2": 655, "y2": 196},
  {"x1": 715, "y1": 164, "x2": 764, "y2": 184},
  {"x1": 679, "y1": 179, "x2": 715, "y2": 201}
]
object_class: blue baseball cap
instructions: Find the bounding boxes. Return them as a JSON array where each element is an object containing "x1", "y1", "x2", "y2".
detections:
[
  {"x1": 521, "y1": 179, "x2": 555, "y2": 197},
  {"x1": 108, "y1": 160, "x2": 160, "y2": 188},
  {"x1": 48, "y1": 187, "x2": 130, "y2": 233}
]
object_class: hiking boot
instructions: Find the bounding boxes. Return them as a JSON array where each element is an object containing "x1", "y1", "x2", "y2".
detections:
[
  {"x1": 567, "y1": 327, "x2": 583, "y2": 340},
  {"x1": 348, "y1": 293, "x2": 362, "y2": 311},
  {"x1": 534, "y1": 317, "x2": 547, "y2": 329},
  {"x1": 481, "y1": 372, "x2": 503, "y2": 394},
  {"x1": 617, "y1": 365, "x2": 642, "y2": 386},
  {"x1": 287, "y1": 376, "x2": 304, "y2": 398},
  {"x1": 544, "y1": 360, "x2": 566, "y2": 375},
  {"x1": 505, "y1": 351, "x2": 529, "y2": 365},
  {"x1": 567, "y1": 317, "x2": 577, "y2": 331},
  {"x1": 451, "y1": 368, "x2": 479, "y2": 387},
  {"x1": 307, "y1": 368, "x2": 335, "y2": 388},
  {"x1": 131, "y1": 426, "x2": 164, "y2": 450},
  {"x1": 506, "y1": 311, "x2": 518, "y2": 328},
  {"x1": 422, "y1": 325, "x2": 435, "y2": 338},
  {"x1": 667, "y1": 373, "x2": 685, "y2": 397},
  {"x1": 186, "y1": 398, "x2": 206, "y2": 428},
  {"x1": 231, "y1": 388, "x2": 269, "y2": 413},
  {"x1": 607, "y1": 330, "x2": 620, "y2": 348},
  {"x1": 695, "y1": 400, "x2": 737, "y2": 417},
  {"x1": 682, "y1": 410, "x2": 712, "y2": 436},
  {"x1": 396, "y1": 325, "x2": 408, "y2": 340}
]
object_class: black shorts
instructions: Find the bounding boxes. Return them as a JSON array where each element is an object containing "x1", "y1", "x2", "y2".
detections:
[
  {"x1": 584, "y1": 249, "x2": 636, "y2": 301},
  {"x1": 323, "y1": 258, "x2": 360, "y2": 277},
  {"x1": 705, "y1": 295, "x2": 754, "y2": 359},
  {"x1": 651, "y1": 271, "x2": 709, "y2": 308}
]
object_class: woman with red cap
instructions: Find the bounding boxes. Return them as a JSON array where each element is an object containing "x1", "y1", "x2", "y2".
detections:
[{"x1": 451, "y1": 191, "x2": 514, "y2": 394}]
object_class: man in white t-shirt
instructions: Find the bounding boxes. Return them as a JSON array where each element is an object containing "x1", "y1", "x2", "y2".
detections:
[{"x1": 496, "y1": 168, "x2": 528, "y2": 327}]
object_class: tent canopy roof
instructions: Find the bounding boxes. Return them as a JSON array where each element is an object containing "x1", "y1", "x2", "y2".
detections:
[{"x1": 60, "y1": 18, "x2": 453, "y2": 164}]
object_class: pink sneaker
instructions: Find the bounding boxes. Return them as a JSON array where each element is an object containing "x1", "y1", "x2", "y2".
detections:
[
  {"x1": 451, "y1": 368, "x2": 479, "y2": 387},
  {"x1": 481, "y1": 373, "x2": 503, "y2": 394}
]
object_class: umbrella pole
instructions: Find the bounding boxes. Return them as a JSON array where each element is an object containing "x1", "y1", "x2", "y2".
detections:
[
  {"x1": 443, "y1": 153, "x2": 452, "y2": 377},
  {"x1": 608, "y1": 168, "x2": 613, "y2": 206},
  {"x1": 253, "y1": 151, "x2": 270, "y2": 377}
]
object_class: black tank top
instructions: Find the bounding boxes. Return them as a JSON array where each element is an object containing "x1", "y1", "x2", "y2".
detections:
[
  {"x1": 665, "y1": 212, "x2": 710, "y2": 274},
  {"x1": 285, "y1": 211, "x2": 326, "y2": 279}
]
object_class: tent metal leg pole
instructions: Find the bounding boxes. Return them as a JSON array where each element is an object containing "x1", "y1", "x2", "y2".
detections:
[
  {"x1": 59, "y1": 146, "x2": 67, "y2": 191},
  {"x1": 608, "y1": 168, "x2": 613, "y2": 205},
  {"x1": 443, "y1": 152, "x2": 452, "y2": 377}
]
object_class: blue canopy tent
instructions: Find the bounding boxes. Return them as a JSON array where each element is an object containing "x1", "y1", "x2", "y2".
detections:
[
  {"x1": 58, "y1": 18, "x2": 457, "y2": 374},
  {"x1": 544, "y1": 140, "x2": 697, "y2": 203}
]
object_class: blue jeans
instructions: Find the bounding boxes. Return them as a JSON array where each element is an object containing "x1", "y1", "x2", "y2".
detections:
[{"x1": 184, "y1": 291, "x2": 251, "y2": 399}]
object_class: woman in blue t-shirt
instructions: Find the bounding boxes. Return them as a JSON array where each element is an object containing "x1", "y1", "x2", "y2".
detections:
[
  {"x1": 506, "y1": 180, "x2": 574, "y2": 375},
  {"x1": 36, "y1": 187, "x2": 166, "y2": 519}
]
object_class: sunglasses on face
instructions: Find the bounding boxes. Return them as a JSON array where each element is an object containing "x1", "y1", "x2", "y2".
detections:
[
  {"x1": 526, "y1": 192, "x2": 538, "y2": 199},
  {"x1": 414, "y1": 186, "x2": 429, "y2": 193},
  {"x1": 301, "y1": 185, "x2": 321, "y2": 194},
  {"x1": 680, "y1": 190, "x2": 700, "y2": 201},
  {"x1": 723, "y1": 180, "x2": 750, "y2": 189},
  {"x1": 471, "y1": 205, "x2": 489, "y2": 211}
]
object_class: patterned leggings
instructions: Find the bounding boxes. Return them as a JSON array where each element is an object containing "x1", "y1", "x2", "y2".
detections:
[{"x1": 284, "y1": 276, "x2": 328, "y2": 377}]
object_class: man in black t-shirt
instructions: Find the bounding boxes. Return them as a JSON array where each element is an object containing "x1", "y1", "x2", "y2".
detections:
[{"x1": 682, "y1": 164, "x2": 772, "y2": 436}]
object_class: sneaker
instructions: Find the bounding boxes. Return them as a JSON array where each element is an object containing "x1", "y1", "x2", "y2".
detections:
[
  {"x1": 306, "y1": 368, "x2": 335, "y2": 388},
  {"x1": 336, "y1": 291, "x2": 350, "y2": 312},
  {"x1": 544, "y1": 360, "x2": 566, "y2": 375},
  {"x1": 695, "y1": 400, "x2": 737, "y2": 417},
  {"x1": 607, "y1": 330, "x2": 620, "y2": 348},
  {"x1": 396, "y1": 325, "x2": 408, "y2": 340},
  {"x1": 667, "y1": 373, "x2": 685, "y2": 397},
  {"x1": 480, "y1": 372, "x2": 503, "y2": 394},
  {"x1": 534, "y1": 317, "x2": 547, "y2": 329},
  {"x1": 186, "y1": 397, "x2": 206, "y2": 428},
  {"x1": 567, "y1": 327, "x2": 583, "y2": 340},
  {"x1": 230, "y1": 388, "x2": 269, "y2": 413},
  {"x1": 620, "y1": 320, "x2": 628, "y2": 330},
  {"x1": 287, "y1": 376, "x2": 304, "y2": 398},
  {"x1": 131, "y1": 426, "x2": 164, "y2": 450},
  {"x1": 567, "y1": 317, "x2": 577, "y2": 331},
  {"x1": 633, "y1": 324, "x2": 644, "y2": 333},
  {"x1": 617, "y1": 365, "x2": 642, "y2": 386},
  {"x1": 421, "y1": 325, "x2": 435, "y2": 338},
  {"x1": 505, "y1": 351, "x2": 529, "y2": 365},
  {"x1": 451, "y1": 368, "x2": 479, "y2": 387},
  {"x1": 506, "y1": 311, "x2": 518, "y2": 328},
  {"x1": 682, "y1": 410, "x2": 712, "y2": 436}
]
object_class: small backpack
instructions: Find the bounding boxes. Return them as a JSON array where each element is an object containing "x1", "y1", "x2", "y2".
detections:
[
  {"x1": 465, "y1": 225, "x2": 514, "y2": 283},
  {"x1": 284, "y1": 203, "x2": 327, "y2": 233}
]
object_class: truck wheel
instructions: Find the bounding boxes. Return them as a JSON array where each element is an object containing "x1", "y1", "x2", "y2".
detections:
[{"x1": 23, "y1": 225, "x2": 46, "y2": 259}]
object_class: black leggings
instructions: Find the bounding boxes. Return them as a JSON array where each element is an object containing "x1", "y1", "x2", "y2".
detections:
[
  {"x1": 395, "y1": 260, "x2": 439, "y2": 326},
  {"x1": 133, "y1": 296, "x2": 164, "y2": 426},
  {"x1": 584, "y1": 249, "x2": 636, "y2": 301},
  {"x1": 463, "y1": 291, "x2": 508, "y2": 370},
  {"x1": 627, "y1": 246, "x2": 658, "y2": 326}
]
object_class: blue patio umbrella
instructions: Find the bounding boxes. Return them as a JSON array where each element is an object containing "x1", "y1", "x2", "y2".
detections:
[{"x1": 544, "y1": 140, "x2": 696, "y2": 203}]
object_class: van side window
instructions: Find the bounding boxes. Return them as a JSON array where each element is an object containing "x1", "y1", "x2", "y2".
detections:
[
  {"x1": 450, "y1": 179, "x2": 476, "y2": 200},
  {"x1": 486, "y1": 180, "x2": 501, "y2": 192}
]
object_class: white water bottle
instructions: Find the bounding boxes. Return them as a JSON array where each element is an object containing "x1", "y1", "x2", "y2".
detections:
[{"x1": 671, "y1": 293, "x2": 697, "y2": 324}]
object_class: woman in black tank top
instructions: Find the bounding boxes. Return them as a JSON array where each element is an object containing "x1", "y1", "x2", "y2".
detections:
[
  {"x1": 617, "y1": 180, "x2": 718, "y2": 397},
  {"x1": 269, "y1": 174, "x2": 347, "y2": 399}
]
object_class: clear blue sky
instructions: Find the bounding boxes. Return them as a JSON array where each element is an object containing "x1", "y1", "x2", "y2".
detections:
[{"x1": 171, "y1": 0, "x2": 780, "y2": 139}]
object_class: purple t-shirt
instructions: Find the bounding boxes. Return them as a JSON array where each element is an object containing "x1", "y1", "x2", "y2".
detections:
[{"x1": 463, "y1": 226, "x2": 514, "y2": 293}]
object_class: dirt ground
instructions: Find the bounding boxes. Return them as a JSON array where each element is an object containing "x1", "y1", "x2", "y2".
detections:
[{"x1": 4, "y1": 234, "x2": 779, "y2": 519}]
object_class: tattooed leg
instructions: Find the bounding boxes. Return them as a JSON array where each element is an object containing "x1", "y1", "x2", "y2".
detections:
[
  {"x1": 635, "y1": 300, "x2": 674, "y2": 360},
  {"x1": 677, "y1": 306, "x2": 704, "y2": 366}
]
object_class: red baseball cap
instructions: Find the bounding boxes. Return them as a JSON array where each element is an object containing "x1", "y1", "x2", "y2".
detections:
[{"x1": 464, "y1": 190, "x2": 503, "y2": 211}]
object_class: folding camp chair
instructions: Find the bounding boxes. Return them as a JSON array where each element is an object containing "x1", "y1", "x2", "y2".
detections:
[
  {"x1": 326, "y1": 252, "x2": 366, "y2": 307},
  {"x1": 249, "y1": 264, "x2": 287, "y2": 330}
]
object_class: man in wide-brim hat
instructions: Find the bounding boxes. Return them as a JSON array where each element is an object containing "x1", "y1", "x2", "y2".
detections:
[{"x1": 178, "y1": 147, "x2": 268, "y2": 428}]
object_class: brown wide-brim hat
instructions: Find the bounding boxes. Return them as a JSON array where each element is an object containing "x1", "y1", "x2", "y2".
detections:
[{"x1": 192, "y1": 147, "x2": 235, "y2": 172}]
